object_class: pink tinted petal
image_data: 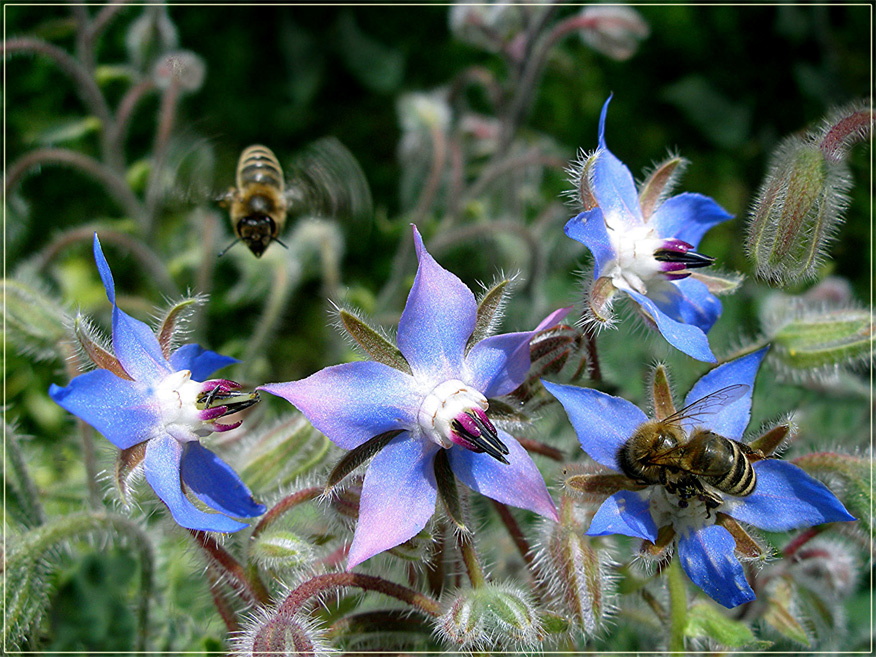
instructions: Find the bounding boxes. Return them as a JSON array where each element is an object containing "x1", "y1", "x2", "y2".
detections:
[
  {"x1": 49, "y1": 370, "x2": 158, "y2": 449},
  {"x1": 722, "y1": 460, "x2": 855, "y2": 531},
  {"x1": 259, "y1": 361, "x2": 419, "y2": 450},
  {"x1": 591, "y1": 97, "x2": 644, "y2": 230},
  {"x1": 347, "y1": 432, "x2": 440, "y2": 569},
  {"x1": 541, "y1": 380, "x2": 646, "y2": 470},
  {"x1": 93, "y1": 235, "x2": 171, "y2": 384},
  {"x1": 678, "y1": 524, "x2": 755, "y2": 609},
  {"x1": 586, "y1": 490, "x2": 657, "y2": 541},
  {"x1": 447, "y1": 430, "x2": 557, "y2": 521},
  {"x1": 144, "y1": 435, "x2": 247, "y2": 533},
  {"x1": 681, "y1": 347, "x2": 768, "y2": 438},
  {"x1": 466, "y1": 307, "x2": 571, "y2": 397},
  {"x1": 396, "y1": 226, "x2": 477, "y2": 382}
]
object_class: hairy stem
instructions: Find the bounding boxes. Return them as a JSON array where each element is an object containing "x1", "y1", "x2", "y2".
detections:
[
  {"x1": 29, "y1": 225, "x2": 178, "y2": 297},
  {"x1": 5, "y1": 148, "x2": 144, "y2": 222},
  {"x1": 189, "y1": 529, "x2": 271, "y2": 606},
  {"x1": 206, "y1": 567, "x2": 240, "y2": 634},
  {"x1": 250, "y1": 487, "x2": 322, "y2": 540},
  {"x1": 5, "y1": 423, "x2": 46, "y2": 526},
  {"x1": 278, "y1": 572, "x2": 441, "y2": 618},
  {"x1": 457, "y1": 532, "x2": 487, "y2": 588}
]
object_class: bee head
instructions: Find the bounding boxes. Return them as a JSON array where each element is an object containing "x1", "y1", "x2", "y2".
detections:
[{"x1": 237, "y1": 215, "x2": 277, "y2": 257}]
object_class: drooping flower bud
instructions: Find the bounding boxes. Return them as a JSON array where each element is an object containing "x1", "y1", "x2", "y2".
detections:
[
  {"x1": 790, "y1": 537, "x2": 859, "y2": 599},
  {"x1": 746, "y1": 100, "x2": 873, "y2": 285},
  {"x1": 436, "y1": 582, "x2": 542, "y2": 650},
  {"x1": 249, "y1": 529, "x2": 316, "y2": 572},
  {"x1": 3, "y1": 275, "x2": 70, "y2": 363},
  {"x1": 577, "y1": 5, "x2": 650, "y2": 61},
  {"x1": 125, "y1": 4, "x2": 179, "y2": 72},
  {"x1": 152, "y1": 50, "x2": 205, "y2": 92}
]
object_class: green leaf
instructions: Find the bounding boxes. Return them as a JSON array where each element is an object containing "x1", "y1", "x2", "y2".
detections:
[
  {"x1": 771, "y1": 307, "x2": 873, "y2": 370},
  {"x1": 339, "y1": 309, "x2": 411, "y2": 374},
  {"x1": 685, "y1": 601, "x2": 769, "y2": 648},
  {"x1": 30, "y1": 116, "x2": 102, "y2": 146}
]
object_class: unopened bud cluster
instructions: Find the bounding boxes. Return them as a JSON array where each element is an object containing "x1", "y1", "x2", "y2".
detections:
[{"x1": 437, "y1": 582, "x2": 541, "y2": 650}]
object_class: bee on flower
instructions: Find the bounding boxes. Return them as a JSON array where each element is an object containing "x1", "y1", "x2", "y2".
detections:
[{"x1": 543, "y1": 348, "x2": 854, "y2": 608}]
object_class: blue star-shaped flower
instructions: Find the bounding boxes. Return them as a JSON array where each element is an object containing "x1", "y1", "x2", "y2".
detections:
[
  {"x1": 261, "y1": 226, "x2": 567, "y2": 569},
  {"x1": 566, "y1": 96, "x2": 734, "y2": 362},
  {"x1": 50, "y1": 235, "x2": 265, "y2": 533},
  {"x1": 543, "y1": 348, "x2": 854, "y2": 608}
]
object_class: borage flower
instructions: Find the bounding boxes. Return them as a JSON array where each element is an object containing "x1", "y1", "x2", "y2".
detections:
[
  {"x1": 50, "y1": 235, "x2": 265, "y2": 532},
  {"x1": 543, "y1": 348, "x2": 854, "y2": 608},
  {"x1": 566, "y1": 96, "x2": 735, "y2": 362},
  {"x1": 261, "y1": 226, "x2": 568, "y2": 569}
]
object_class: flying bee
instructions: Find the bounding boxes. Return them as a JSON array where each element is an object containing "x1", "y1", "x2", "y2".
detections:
[
  {"x1": 219, "y1": 138, "x2": 372, "y2": 258},
  {"x1": 617, "y1": 384, "x2": 765, "y2": 511}
]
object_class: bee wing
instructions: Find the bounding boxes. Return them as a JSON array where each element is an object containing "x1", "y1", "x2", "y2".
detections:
[
  {"x1": 283, "y1": 137, "x2": 373, "y2": 222},
  {"x1": 663, "y1": 384, "x2": 750, "y2": 426}
]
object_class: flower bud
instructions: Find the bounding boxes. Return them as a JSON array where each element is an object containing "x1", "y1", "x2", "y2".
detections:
[
  {"x1": 152, "y1": 50, "x2": 205, "y2": 92},
  {"x1": 249, "y1": 529, "x2": 316, "y2": 572},
  {"x1": 746, "y1": 132, "x2": 852, "y2": 285},
  {"x1": 233, "y1": 605, "x2": 335, "y2": 656},
  {"x1": 578, "y1": 6, "x2": 650, "y2": 61},
  {"x1": 125, "y1": 4, "x2": 179, "y2": 71},
  {"x1": 760, "y1": 293, "x2": 873, "y2": 381},
  {"x1": 535, "y1": 517, "x2": 615, "y2": 635},
  {"x1": 437, "y1": 582, "x2": 541, "y2": 650},
  {"x1": 790, "y1": 537, "x2": 859, "y2": 599}
]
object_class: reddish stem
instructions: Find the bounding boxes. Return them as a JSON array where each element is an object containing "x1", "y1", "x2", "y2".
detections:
[
  {"x1": 250, "y1": 487, "x2": 322, "y2": 540},
  {"x1": 515, "y1": 436, "x2": 565, "y2": 462},
  {"x1": 189, "y1": 529, "x2": 270, "y2": 605},
  {"x1": 277, "y1": 572, "x2": 441, "y2": 618},
  {"x1": 206, "y1": 568, "x2": 240, "y2": 633},
  {"x1": 782, "y1": 526, "x2": 824, "y2": 559}
]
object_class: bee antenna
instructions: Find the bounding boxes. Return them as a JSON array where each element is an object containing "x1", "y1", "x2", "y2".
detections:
[
  {"x1": 217, "y1": 238, "x2": 240, "y2": 258},
  {"x1": 274, "y1": 237, "x2": 289, "y2": 250}
]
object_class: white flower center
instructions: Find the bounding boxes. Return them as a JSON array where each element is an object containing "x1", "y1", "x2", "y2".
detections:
[
  {"x1": 649, "y1": 485, "x2": 714, "y2": 536},
  {"x1": 603, "y1": 222, "x2": 665, "y2": 295},
  {"x1": 418, "y1": 379, "x2": 488, "y2": 449},
  {"x1": 154, "y1": 369, "x2": 208, "y2": 442}
]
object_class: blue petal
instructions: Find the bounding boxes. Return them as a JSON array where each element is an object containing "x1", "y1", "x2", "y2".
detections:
[
  {"x1": 591, "y1": 97, "x2": 644, "y2": 230},
  {"x1": 722, "y1": 460, "x2": 855, "y2": 531},
  {"x1": 623, "y1": 288, "x2": 716, "y2": 362},
  {"x1": 447, "y1": 429, "x2": 558, "y2": 521},
  {"x1": 396, "y1": 226, "x2": 477, "y2": 382},
  {"x1": 259, "y1": 361, "x2": 419, "y2": 450},
  {"x1": 681, "y1": 347, "x2": 768, "y2": 438},
  {"x1": 144, "y1": 434, "x2": 247, "y2": 532},
  {"x1": 677, "y1": 524, "x2": 755, "y2": 609},
  {"x1": 347, "y1": 431, "x2": 439, "y2": 569},
  {"x1": 49, "y1": 370, "x2": 158, "y2": 449},
  {"x1": 649, "y1": 192, "x2": 733, "y2": 248},
  {"x1": 169, "y1": 344, "x2": 237, "y2": 381},
  {"x1": 93, "y1": 235, "x2": 171, "y2": 384},
  {"x1": 542, "y1": 380, "x2": 646, "y2": 470},
  {"x1": 586, "y1": 490, "x2": 657, "y2": 541},
  {"x1": 180, "y1": 442, "x2": 265, "y2": 518},
  {"x1": 650, "y1": 278, "x2": 722, "y2": 334},
  {"x1": 466, "y1": 307, "x2": 570, "y2": 397},
  {"x1": 564, "y1": 209, "x2": 615, "y2": 279}
]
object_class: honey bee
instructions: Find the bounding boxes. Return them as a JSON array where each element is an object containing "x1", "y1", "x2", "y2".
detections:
[
  {"x1": 617, "y1": 384, "x2": 764, "y2": 510},
  {"x1": 220, "y1": 145, "x2": 288, "y2": 258},
  {"x1": 219, "y1": 139, "x2": 372, "y2": 258}
]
